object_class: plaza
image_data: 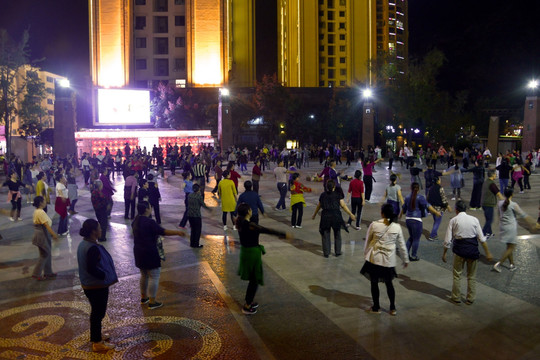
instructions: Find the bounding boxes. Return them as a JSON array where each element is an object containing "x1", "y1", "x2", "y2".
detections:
[{"x1": 0, "y1": 160, "x2": 539, "y2": 359}]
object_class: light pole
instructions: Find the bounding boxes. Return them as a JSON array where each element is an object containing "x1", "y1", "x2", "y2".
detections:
[
  {"x1": 218, "y1": 88, "x2": 232, "y2": 152},
  {"x1": 523, "y1": 79, "x2": 540, "y2": 153},
  {"x1": 53, "y1": 78, "x2": 77, "y2": 157},
  {"x1": 361, "y1": 88, "x2": 375, "y2": 149}
]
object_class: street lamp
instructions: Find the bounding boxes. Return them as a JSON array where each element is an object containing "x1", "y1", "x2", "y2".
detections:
[
  {"x1": 362, "y1": 88, "x2": 373, "y2": 100},
  {"x1": 58, "y1": 79, "x2": 71, "y2": 88},
  {"x1": 528, "y1": 79, "x2": 538, "y2": 90},
  {"x1": 361, "y1": 87, "x2": 375, "y2": 149},
  {"x1": 218, "y1": 88, "x2": 232, "y2": 151}
]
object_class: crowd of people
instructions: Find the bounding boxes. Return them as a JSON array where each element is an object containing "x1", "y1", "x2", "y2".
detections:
[{"x1": 1, "y1": 141, "x2": 540, "y2": 352}]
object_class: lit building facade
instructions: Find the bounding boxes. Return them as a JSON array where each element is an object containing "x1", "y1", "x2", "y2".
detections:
[
  {"x1": 89, "y1": 0, "x2": 255, "y2": 89},
  {"x1": 278, "y1": 0, "x2": 408, "y2": 87}
]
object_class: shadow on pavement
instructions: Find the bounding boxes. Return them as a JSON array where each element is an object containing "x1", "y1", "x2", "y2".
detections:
[
  {"x1": 397, "y1": 274, "x2": 452, "y2": 301},
  {"x1": 309, "y1": 285, "x2": 371, "y2": 308}
]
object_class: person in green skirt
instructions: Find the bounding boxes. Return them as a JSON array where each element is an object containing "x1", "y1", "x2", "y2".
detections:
[{"x1": 236, "y1": 203, "x2": 292, "y2": 314}]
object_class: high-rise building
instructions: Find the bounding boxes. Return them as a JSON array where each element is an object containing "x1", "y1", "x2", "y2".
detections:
[
  {"x1": 277, "y1": 0, "x2": 408, "y2": 88},
  {"x1": 89, "y1": 0, "x2": 255, "y2": 89}
]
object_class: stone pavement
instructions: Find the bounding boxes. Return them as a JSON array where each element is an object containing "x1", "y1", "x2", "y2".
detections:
[{"x1": 0, "y1": 160, "x2": 539, "y2": 359}]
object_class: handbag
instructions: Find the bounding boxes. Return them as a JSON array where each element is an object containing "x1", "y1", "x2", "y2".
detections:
[{"x1": 156, "y1": 236, "x2": 166, "y2": 261}]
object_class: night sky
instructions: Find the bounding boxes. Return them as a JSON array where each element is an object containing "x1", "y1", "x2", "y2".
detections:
[{"x1": 1, "y1": 0, "x2": 539, "y2": 107}]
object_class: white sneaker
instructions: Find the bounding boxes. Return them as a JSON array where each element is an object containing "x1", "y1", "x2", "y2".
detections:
[
  {"x1": 451, "y1": 197, "x2": 456, "y2": 201},
  {"x1": 233, "y1": 225, "x2": 237, "y2": 231},
  {"x1": 223, "y1": 225, "x2": 228, "y2": 231},
  {"x1": 296, "y1": 225, "x2": 302, "y2": 229},
  {"x1": 9, "y1": 217, "x2": 15, "y2": 222},
  {"x1": 509, "y1": 264, "x2": 517, "y2": 271},
  {"x1": 292, "y1": 225, "x2": 296, "y2": 228},
  {"x1": 492, "y1": 262, "x2": 501, "y2": 273}
]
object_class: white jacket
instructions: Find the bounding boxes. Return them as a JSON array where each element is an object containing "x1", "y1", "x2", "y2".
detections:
[{"x1": 364, "y1": 220, "x2": 409, "y2": 267}]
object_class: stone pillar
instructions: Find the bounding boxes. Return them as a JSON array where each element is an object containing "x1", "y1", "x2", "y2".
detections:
[
  {"x1": 218, "y1": 89, "x2": 232, "y2": 151},
  {"x1": 53, "y1": 85, "x2": 77, "y2": 157},
  {"x1": 523, "y1": 96, "x2": 540, "y2": 152},
  {"x1": 362, "y1": 102, "x2": 374, "y2": 149},
  {"x1": 487, "y1": 116, "x2": 500, "y2": 156}
]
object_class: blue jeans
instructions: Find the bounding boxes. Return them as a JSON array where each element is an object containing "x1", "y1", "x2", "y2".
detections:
[
  {"x1": 499, "y1": 178, "x2": 508, "y2": 191},
  {"x1": 57, "y1": 216, "x2": 68, "y2": 234},
  {"x1": 276, "y1": 182, "x2": 287, "y2": 209},
  {"x1": 482, "y1": 206, "x2": 494, "y2": 235},
  {"x1": 140, "y1": 267, "x2": 161, "y2": 299},
  {"x1": 406, "y1": 219, "x2": 423, "y2": 258},
  {"x1": 430, "y1": 212, "x2": 443, "y2": 239}
]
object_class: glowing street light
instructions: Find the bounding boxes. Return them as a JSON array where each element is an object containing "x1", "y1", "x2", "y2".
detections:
[
  {"x1": 362, "y1": 88, "x2": 373, "y2": 100},
  {"x1": 58, "y1": 78, "x2": 70, "y2": 88},
  {"x1": 528, "y1": 79, "x2": 538, "y2": 90},
  {"x1": 219, "y1": 88, "x2": 230, "y2": 97}
]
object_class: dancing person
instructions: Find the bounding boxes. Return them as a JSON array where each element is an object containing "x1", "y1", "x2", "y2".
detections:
[
  {"x1": 187, "y1": 184, "x2": 211, "y2": 248},
  {"x1": 409, "y1": 161, "x2": 423, "y2": 189},
  {"x1": 31, "y1": 196, "x2": 59, "y2": 280},
  {"x1": 99, "y1": 168, "x2": 115, "y2": 218},
  {"x1": 132, "y1": 201, "x2": 186, "y2": 309},
  {"x1": 179, "y1": 172, "x2": 194, "y2": 228},
  {"x1": 496, "y1": 158, "x2": 512, "y2": 192},
  {"x1": 290, "y1": 173, "x2": 312, "y2": 228},
  {"x1": 77, "y1": 219, "x2": 118, "y2": 352},
  {"x1": 361, "y1": 204, "x2": 409, "y2": 315},
  {"x1": 383, "y1": 173, "x2": 404, "y2": 218},
  {"x1": 400, "y1": 183, "x2": 441, "y2": 261},
  {"x1": 347, "y1": 170, "x2": 365, "y2": 230},
  {"x1": 274, "y1": 160, "x2": 289, "y2": 211},
  {"x1": 124, "y1": 171, "x2": 138, "y2": 220},
  {"x1": 218, "y1": 170, "x2": 238, "y2": 230},
  {"x1": 55, "y1": 174, "x2": 70, "y2": 236},
  {"x1": 481, "y1": 169, "x2": 503, "y2": 238},
  {"x1": 91, "y1": 180, "x2": 109, "y2": 242},
  {"x1": 442, "y1": 200, "x2": 492, "y2": 305},
  {"x1": 510, "y1": 159, "x2": 525, "y2": 194},
  {"x1": 362, "y1": 157, "x2": 382, "y2": 202},
  {"x1": 252, "y1": 159, "x2": 263, "y2": 194},
  {"x1": 312, "y1": 180, "x2": 356, "y2": 258},
  {"x1": 147, "y1": 174, "x2": 162, "y2": 224},
  {"x1": 237, "y1": 180, "x2": 265, "y2": 224},
  {"x1": 236, "y1": 203, "x2": 291, "y2": 314},
  {"x1": 492, "y1": 188, "x2": 534, "y2": 272},
  {"x1": 211, "y1": 159, "x2": 223, "y2": 195},
  {"x1": 426, "y1": 177, "x2": 452, "y2": 241},
  {"x1": 3, "y1": 171, "x2": 30, "y2": 221},
  {"x1": 463, "y1": 160, "x2": 484, "y2": 210},
  {"x1": 67, "y1": 167, "x2": 79, "y2": 214}
]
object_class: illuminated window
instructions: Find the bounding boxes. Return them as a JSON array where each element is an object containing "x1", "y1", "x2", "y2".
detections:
[
  {"x1": 154, "y1": 38, "x2": 168, "y2": 54},
  {"x1": 136, "y1": 37, "x2": 147, "y2": 48},
  {"x1": 388, "y1": 42, "x2": 396, "y2": 55},
  {"x1": 153, "y1": 0, "x2": 167, "y2": 12},
  {"x1": 175, "y1": 79, "x2": 186, "y2": 88},
  {"x1": 175, "y1": 37, "x2": 185, "y2": 47},
  {"x1": 174, "y1": 58, "x2": 185, "y2": 71},
  {"x1": 136, "y1": 59, "x2": 147, "y2": 70},
  {"x1": 135, "y1": 16, "x2": 146, "y2": 30},
  {"x1": 154, "y1": 59, "x2": 169, "y2": 76},
  {"x1": 175, "y1": 16, "x2": 185, "y2": 26},
  {"x1": 154, "y1": 16, "x2": 168, "y2": 33}
]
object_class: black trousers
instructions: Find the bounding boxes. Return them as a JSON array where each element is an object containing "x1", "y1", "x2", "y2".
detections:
[
  {"x1": 179, "y1": 197, "x2": 189, "y2": 227},
  {"x1": 291, "y1": 202, "x2": 304, "y2": 226},
  {"x1": 124, "y1": 198, "x2": 136, "y2": 219},
  {"x1": 150, "y1": 202, "x2": 161, "y2": 224},
  {"x1": 253, "y1": 180, "x2": 260, "y2": 194},
  {"x1": 349, "y1": 197, "x2": 363, "y2": 227},
  {"x1": 245, "y1": 275, "x2": 258, "y2": 305},
  {"x1": 188, "y1": 217, "x2": 202, "y2": 246},
  {"x1": 95, "y1": 208, "x2": 108, "y2": 241},
  {"x1": 363, "y1": 175, "x2": 374, "y2": 201},
  {"x1": 83, "y1": 287, "x2": 109, "y2": 343},
  {"x1": 370, "y1": 277, "x2": 395, "y2": 311}
]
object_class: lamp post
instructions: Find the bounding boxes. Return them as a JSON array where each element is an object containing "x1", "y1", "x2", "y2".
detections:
[
  {"x1": 523, "y1": 79, "x2": 540, "y2": 153},
  {"x1": 361, "y1": 88, "x2": 375, "y2": 149},
  {"x1": 218, "y1": 88, "x2": 232, "y2": 151},
  {"x1": 53, "y1": 78, "x2": 77, "y2": 157}
]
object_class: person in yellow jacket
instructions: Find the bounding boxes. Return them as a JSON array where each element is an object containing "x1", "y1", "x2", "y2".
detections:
[
  {"x1": 35, "y1": 172, "x2": 51, "y2": 213},
  {"x1": 218, "y1": 170, "x2": 238, "y2": 230},
  {"x1": 290, "y1": 172, "x2": 312, "y2": 228}
]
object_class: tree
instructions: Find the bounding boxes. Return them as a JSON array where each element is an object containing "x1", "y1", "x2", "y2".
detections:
[
  {"x1": 0, "y1": 29, "x2": 30, "y2": 156},
  {"x1": 18, "y1": 70, "x2": 48, "y2": 157},
  {"x1": 254, "y1": 74, "x2": 290, "y2": 144}
]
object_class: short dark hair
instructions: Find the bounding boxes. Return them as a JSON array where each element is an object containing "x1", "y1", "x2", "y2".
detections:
[
  {"x1": 192, "y1": 183, "x2": 200, "y2": 193},
  {"x1": 137, "y1": 201, "x2": 150, "y2": 215},
  {"x1": 33, "y1": 196, "x2": 44, "y2": 208},
  {"x1": 244, "y1": 180, "x2": 252, "y2": 191},
  {"x1": 79, "y1": 219, "x2": 99, "y2": 237},
  {"x1": 455, "y1": 200, "x2": 467, "y2": 213}
]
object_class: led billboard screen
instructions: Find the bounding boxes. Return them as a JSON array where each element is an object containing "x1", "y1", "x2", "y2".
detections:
[{"x1": 96, "y1": 89, "x2": 151, "y2": 125}]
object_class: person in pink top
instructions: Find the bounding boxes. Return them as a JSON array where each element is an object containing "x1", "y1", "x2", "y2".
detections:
[
  {"x1": 346, "y1": 170, "x2": 365, "y2": 230},
  {"x1": 99, "y1": 168, "x2": 116, "y2": 218}
]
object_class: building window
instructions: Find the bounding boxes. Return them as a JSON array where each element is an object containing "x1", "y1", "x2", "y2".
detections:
[
  {"x1": 319, "y1": 56, "x2": 325, "y2": 64},
  {"x1": 328, "y1": 57, "x2": 335, "y2": 67},
  {"x1": 339, "y1": 11, "x2": 345, "y2": 17},
  {"x1": 46, "y1": 88, "x2": 54, "y2": 94},
  {"x1": 153, "y1": 0, "x2": 167, "y2": 12},
  {"x1": 340, "y1": 68, "x2": 346, "y2": 76},
  {"x1": 340, "y1": 57, "x2": 346, "y2": 64},
  {"x1": 319, "y1": 10, "x2": 324, "y2": 17},
  {"x1": 339, "y1": 34, "x2": 345, "y2": 40},
  {"x1": 328, "y1": 69, "x2": 335, "y2": 79},
  {"x1": 175, "y1": 79, "x2": 186, "y2": 88},
  {"x1": 327, "y1": 11, "x2": 335, "y2": 20},
  {"x1": 48, "y1": 110, "x2": 54, "y2": 116},
  {"x1": 319, "y1": 21, "x2": 325, "y2": 28},
  {"x1": 175, "y1": 16, "x2": 185, "y2": 26},
  {"x1": 175, "y1": 0, "x2": 185, "y2": 4},
  {"x1": 339, "y1": 45, "x2": 345, "y2": 52},
  {"x1": 319, "y1": 81, "x2": 325, "y2": 87},
  {"x1": 135, "y1": 80, "x2": 149, "y2": 88},
  {"x1": 320, "y1": 69, "x2": 325, "y2": 75},
  {"x1": 154, "y1": 58, "x2": 169, "y2": 76},
  {"x1": 135, "y1": 16, "x2": 146, "y2": 30},
  {"x1": 154, "y1": 16, "x2": 168, "y2": 33},
  {"x1": 328, "y1": 46, "x2": 335, "y2": 55},
  {"x1": 327, "y1": 0, "x2": 334, "y2": 9},
  {"x1": 46, "y1": 76, "x2": 54, "y2": 83},
  {"x1": 319, "y1": 34, "x2": 324, "y2": 40},
  {"x1": 319, "y1": 45, "x2": 324, "y2": 52},
  {"x1": 340, "y1": 80, "x2": 346, "y2": 86},
  {"x1": 135, "y1": 0, "x2": 146, "y2": 5},
  {"x1": 328, "y1": 80, "x2": 335, "y2": 87},
  {"x1": 175, "y1": 37, "x2": 185, "y2": 47},
  {"x1": 327, "y1": 22, "x2": 335, "y2": 32},
  {"x1": 154, "y1": 38, "x2": 168, "y2": 54},
  {"x1": 136, "y1": 59, "x2": 147, "y2": 70},
  {"x1": 328, "y1": 34, "x2": 335, "y2": 43},
  {"x1": 136, "y1": 37, "x2": 147, "y2": 48},
  {"x1": 47, "y1": 99, "x2": 54, "y2": 105},
  {"x1": 174, "y1": 58, "x2": 186, "y2": 71},
  {"x1": 339, "y1": 22, "x2": 346, "y2": 29}
]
